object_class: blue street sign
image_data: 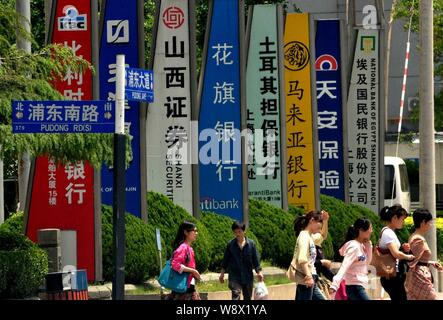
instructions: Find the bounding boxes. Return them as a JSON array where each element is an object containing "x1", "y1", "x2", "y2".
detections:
[
  {"x1": 12, "y1": 100, "x2": 115, "y2": 133},
  {"x1": 125, "y1": 67, "x2": 154, "y2": 102}
]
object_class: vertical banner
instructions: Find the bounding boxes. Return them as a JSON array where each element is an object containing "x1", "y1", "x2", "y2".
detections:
[
  {"x1": 315, "y1": 20, "x2": 345, "y2": 200},
  {"x1": 198, "y1": 0, "x2": 246, "y2": 221},
  {"x1": 347, "y1": 29, "x2": 380, "y2": 213},
  {"x1": 147, "y1": 0, "x2": 197, "y2": 214},
  {"x1": 26, "y1": 0, "x2": 97, "y2": 281},
  {"x1": 246, "y1": 5, "x2": 286, "y2": 209},
  {"x1": 283, "y1": 13, "x2": 318, "y2": 211},
  {"x1": 99, "y1": 0, "x2": 145, "y2": 219}
]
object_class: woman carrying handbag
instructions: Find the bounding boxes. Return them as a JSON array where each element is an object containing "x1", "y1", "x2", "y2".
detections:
[{"x1": 165, "y1": 221, "x2": 201, "y2": 300}]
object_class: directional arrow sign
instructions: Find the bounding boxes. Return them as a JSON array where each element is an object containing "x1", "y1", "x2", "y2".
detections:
[{"x1": 12, "y1": 100, "x2": 115, "y2": 133}]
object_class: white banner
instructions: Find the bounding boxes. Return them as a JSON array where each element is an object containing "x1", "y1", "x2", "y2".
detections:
[
  {"x1": 147, "y1": 0, "x2": 194, "y2": 213},
  {"x1": 347, "y1": 29, "x2": 380, "y2": 213}
]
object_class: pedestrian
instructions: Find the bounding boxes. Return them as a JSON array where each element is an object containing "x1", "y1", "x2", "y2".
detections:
[
  {"x1": 378, "y1": 205, "x2": 415, "y2": 301},
  {"x1": 166, "y1": 220, "x2": 201, "y2": 300},
  {"x1": 405, "y1": 208, "x2": 443, "y2": 300},
  {"x1": 313, "y1": 210, "x2": 334, "y2": 282},
  {"x1": 291, "y1": 210, "x2": 326, "y2": 300},
  {"x1": 219, "y1": 221, "x2": 263, "y2": 300},
  {"x1": 329, "y1": 218, "x2": 373, "y2": 300}
]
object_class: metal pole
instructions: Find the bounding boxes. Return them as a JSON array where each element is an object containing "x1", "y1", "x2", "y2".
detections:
[
  {"x1": 419, "y1": 0, "x2": 438, "y2": 289},
  {"x1": 16, "y1": 0, "x2": 31, "y2": 212},
  {"x1": 112, "y1": 54, "x2": 126, "y2": 300}
]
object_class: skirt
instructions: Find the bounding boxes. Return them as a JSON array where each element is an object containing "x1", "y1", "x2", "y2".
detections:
[{"x1": 404, "y1": 266, "x2": 437, "y2": 300}]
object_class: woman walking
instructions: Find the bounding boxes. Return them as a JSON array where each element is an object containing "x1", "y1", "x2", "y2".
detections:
[
  {"x1": 291, "y1": 210, "x2": 327, "y2": 300},
  {"x1": 378, "y1": 205, "x2": 415, "y2": 301},
  {"x1": 329, "y1": 218, "x2": 373, "y2": 300},
  {"x1": 166, "y1": 220, "x2": 201, "y2": 300},
  {"x1": 405, "y1": 208, "x2": 443, "y2": 300}
]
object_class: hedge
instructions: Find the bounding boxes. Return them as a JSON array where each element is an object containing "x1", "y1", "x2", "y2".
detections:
[
  {"x1": 200, "y1": 211, "x2": 262, "y2": 271},
  {"x1": 146, "y1": 192, "x2": 211, "y2": 273},
  {"x1": 0, "y1": 211, "x2": 24, "y2": 234},
  {"x1": 101, "y1": 205, "x2": 160, "y2": 283},
  {"x1": 0, "y1": 230, "x2": 48, "y2": 299},
  {"x1": 249, "y1": 198, "x2": 296, "y2": 268}
]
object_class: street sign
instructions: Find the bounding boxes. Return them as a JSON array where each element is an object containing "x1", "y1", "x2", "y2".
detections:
[
  {"x1": 12, "y1": 100, "x2": 115, "y2": 133},
  {"x1": 125, "y1": 67, "x2": 154, "y2": 102}
]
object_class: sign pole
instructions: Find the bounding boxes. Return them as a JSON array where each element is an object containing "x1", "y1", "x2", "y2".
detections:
[{"x1": 112, "y1": 54, "x2": 126, "y2": 300}]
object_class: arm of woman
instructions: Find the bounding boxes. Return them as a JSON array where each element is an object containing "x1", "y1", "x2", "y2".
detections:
[
  {"x1": 364, "y1": 240, "x2": 373, "y2": 266},
  {"x1": 387, "y1": 242, "x2": 414, "y2": 261},
  {"x1": 330, "y1": 245, "x2": 357, "y2": 292},
  {"x1": 171, "y1": 245, "x2": 200, "y2": 280}
]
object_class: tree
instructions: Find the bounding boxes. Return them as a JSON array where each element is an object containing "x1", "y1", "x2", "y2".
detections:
[
  {"x1": 393, "y1": 0, "x2": 443, "y2": 130},
  {"x1": 0, "y1": 2, "x2": 116, "y2": 167}
]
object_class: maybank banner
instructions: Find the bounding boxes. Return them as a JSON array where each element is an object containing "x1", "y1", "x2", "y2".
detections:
[
  {"x1": 147, "y1": 0, "x2": 196, "y2": 214},
  {"x1": 283, "y1": 13, "x2": 318, "y2": 211},
  {"x1": 198, "y1": 0, "x2": 245, "y2": 221},
  {"x1": 246, "y1": 5, "x2": 285, "y2": 208},
  {"x1": 99, "y1": 0, "x2": 144, "y2": 218},
  {"x1": 347, "y1": 29, "x2": 380, "y2": 214},
  {"x1": 315, "y1": 20, "x2": 345, "y2": 201}
]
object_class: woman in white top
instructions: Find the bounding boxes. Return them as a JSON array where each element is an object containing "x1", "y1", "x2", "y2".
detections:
[{"x1": 378, "y1": 205, "x2": 415, "y2": 301}]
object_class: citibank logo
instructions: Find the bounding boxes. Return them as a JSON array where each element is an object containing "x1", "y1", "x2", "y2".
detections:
[
  {"x1": 58, "y1": 6, "x2": 87, "y2": 31},
  {"x1": 315, "y1": 54, "x2": 338, "y2": 71}
]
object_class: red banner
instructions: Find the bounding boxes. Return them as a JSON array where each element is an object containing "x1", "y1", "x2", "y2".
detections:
[{"x1": 26, "y1": 0, "x2": 96, "y2": 281}]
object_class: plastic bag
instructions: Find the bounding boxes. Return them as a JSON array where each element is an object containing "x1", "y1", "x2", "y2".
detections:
[{"x1": 254, "y1": 281, "x2": 269, "y2": 300}]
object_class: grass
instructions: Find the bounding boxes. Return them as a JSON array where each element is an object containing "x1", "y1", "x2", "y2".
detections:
[{"x1": 126, "y1": 274, "x2": 292, "y2": 295}]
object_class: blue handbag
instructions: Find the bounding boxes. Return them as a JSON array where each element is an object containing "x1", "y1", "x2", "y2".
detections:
[{"x1": 158, "y1": 259, "x2": 189, "y2": 293}]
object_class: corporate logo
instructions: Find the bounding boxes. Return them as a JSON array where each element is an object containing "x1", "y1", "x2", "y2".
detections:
[
  {"x1": 360, "y1": 36, "x2": 376, "y2": 53},
  {"x1": 162, "y1": 6, "x2": 185, "y2": 29},
  {"x1": 107, "y1": 20, "x2": 129, "y2": 43},
  {"x1": 58, "y1": 5, "x2": 87, "y2": 31},
  {"x1": 284, "y1": 41, "x2": 310, "y2": 71},
  {"x1": 315, "y1": 54, "x2": 338, "y2": 71}
]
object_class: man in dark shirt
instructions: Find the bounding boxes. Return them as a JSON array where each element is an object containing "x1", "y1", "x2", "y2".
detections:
[{"x1": 219, "y1": 221, "x2": 263, "y2": 300}]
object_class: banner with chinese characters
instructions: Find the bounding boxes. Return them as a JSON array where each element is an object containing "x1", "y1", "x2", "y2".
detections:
[
  {"x1": 315, "y1": 20, "x2": 345, "y2": 201},
  {"x1": 147, "y1": 0, "x2": 196, "y2": 215},
  {"x1": 25, "y1": 0, "x2": 97, "y2": 281},
  {"x1": 347, "y1": 29, "x2": 380, "y2": 214},
  {"x1": 246, "y1": 5, "x2": 285, "y2": 208},
  {"x1": 99, "y1": 0, "x2": 145, "y2": 219},
  {"x1": 283, "y1": 13, "x2": 318, "y2": 211},
  {"x1": 198, "y1": 0, "x2": 246, "y2": 221}
]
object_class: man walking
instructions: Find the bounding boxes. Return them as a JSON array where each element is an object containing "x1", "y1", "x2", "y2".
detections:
[{"x1": 219, "y1": 221, "x2": 263, "y2": 300}]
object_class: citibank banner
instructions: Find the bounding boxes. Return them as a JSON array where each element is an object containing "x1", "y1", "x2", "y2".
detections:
[
  {"x1": 99, "y1": 0, "x2": 144, "y2": 218},
  {"x1": 147, "y1": 0, "x2": 196, "y2": 214},
  {"x1": 315, "y1": 20, "x2": 345, "y2": 200},
  {"x1": 246, "y1": 5, "x2": 285, "y2": 208},
  {"x1": 198, "y1": 0, "x2": 246, "y2": 221},
  {"x1": 283, "y1": 13, "x2": 318, "y2": 211},
  {"x1": 347, "y1": 29, "x2": 380, "y2": 213}
]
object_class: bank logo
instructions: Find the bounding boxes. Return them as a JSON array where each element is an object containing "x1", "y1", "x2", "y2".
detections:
[
  {"x1": 360, "y1": 36, "x2": 376, "y2": 53},
  {"x1": 58, "y1": 5, "x2": 87, "y2": 31},
  {"x1": 284, "y1": 41, "x2": 310, "y2": 71},
  {"x1": 107, "y1": 20, "x2": 129, "y2": 43},
  {"x1": 162, "y1": 6, "x2": 185, "y2": 29},
  {"x1": 315, "y1": 54, "x2": 338, "y2": 71}
]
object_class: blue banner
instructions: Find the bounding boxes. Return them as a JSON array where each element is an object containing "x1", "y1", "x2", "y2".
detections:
[
  {"x1": 198, "y1": 0, "x2": 244, "y2": 221},
  {"x1": 12, "y1": 100, "x2": 115, "y2": 133},
  {"x1": 125, "y1": 67, "x2": 154, "y2": 102},
  {"x1": 315, "y1": 20, "x2": 345, "y2": 200},
  {"x1": 99, "y1": 0, "x2": 142, "y2": 217}
]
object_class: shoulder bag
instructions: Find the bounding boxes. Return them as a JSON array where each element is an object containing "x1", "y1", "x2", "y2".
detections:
[{"x1": 370, "y1": 227, "x2": 397, "y2": 279}]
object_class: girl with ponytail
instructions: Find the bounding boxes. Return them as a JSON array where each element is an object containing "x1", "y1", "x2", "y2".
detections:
[
  {"x1": 291, "y1": 210, "x2": 326, "y2": 300},
  {"x1": 329, "y1": 218, "x2": 373, "y2": 300}
]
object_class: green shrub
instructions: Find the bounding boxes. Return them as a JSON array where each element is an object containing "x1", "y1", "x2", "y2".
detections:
[
  {"x1": 200, "y1": 211, "x2": 262, "y2": 271},
  {"x1": 249, "y1": 198, "x2": 295, "y2": 268},
  {"x1": 0, "y1": 212, "x2": 24, "y2": 234},
  {"x1": 146, "y1": 192, "x2": 211, "y2": 273},
  {"x1": 102, "y1": 205, "x2": 160, "y2": 283},
  {"x1": 0, "y1": 230, "x2": 48, "y2": 299}
]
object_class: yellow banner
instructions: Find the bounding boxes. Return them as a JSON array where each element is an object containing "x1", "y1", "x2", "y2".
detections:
[{"x1": 283, "y1": 13, "x2": 316, "y2": 211}]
